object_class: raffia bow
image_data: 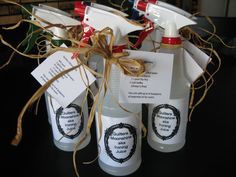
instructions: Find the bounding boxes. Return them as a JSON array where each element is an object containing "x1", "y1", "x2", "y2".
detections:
[{"x1": 89, "y1": 27, "x2": 145, "y2": 78}]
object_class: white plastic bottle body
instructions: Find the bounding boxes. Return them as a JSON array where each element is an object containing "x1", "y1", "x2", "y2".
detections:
[
  {"x1": 147, "y1": 46, "x2": 190, "y2": 152},
  {"x1": 88, "y1": 54, "x2": 104, "y2": 96},
  {"x1": 45, "y1": 91, "x2": 91, "y2": 151},
  {"x1": 95, "y1": 65, "x2": 142, "y2": 176}
]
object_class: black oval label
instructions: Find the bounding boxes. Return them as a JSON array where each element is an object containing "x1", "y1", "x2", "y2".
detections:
[
  {"x1": 104, "y1": 123, "x2": 137, "y2": 164},
  {"x1": 56, "y1": 104, "x2": 84, "y2": 139},
  {"x1": 152, "y1": 104, "x2": 180, "y2": 141}
]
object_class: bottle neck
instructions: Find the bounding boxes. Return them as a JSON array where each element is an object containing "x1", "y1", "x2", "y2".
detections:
[
  {"x1": 162, "y1": 36, "x2": 182, "y2": 45},
  {"x1": 161, "y1": 36, "x2": 182, "y2": 49}
]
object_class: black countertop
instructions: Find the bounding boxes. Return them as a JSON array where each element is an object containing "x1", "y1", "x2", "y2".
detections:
[{"x1": 1, "y1": 17, "x2": 236, "y2": 177}]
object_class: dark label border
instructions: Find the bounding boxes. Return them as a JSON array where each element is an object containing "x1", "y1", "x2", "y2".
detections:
[
  {"x1": 152, "y1": 104, "x2": 180, "y2": 141},
  {"x1": 56, "y1": 104, "x2": 84, "y2": 139},
  {"x1": 104, "y1": 123, "x2": 137, "y2": 164}
]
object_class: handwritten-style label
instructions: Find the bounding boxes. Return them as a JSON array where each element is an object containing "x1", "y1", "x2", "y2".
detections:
[
  {"x1": 119, "y1": 50, "x2": 174, "y2": 104},
  {"x1": 31, "y1": 48, "x2": 96, "y2": 107}
]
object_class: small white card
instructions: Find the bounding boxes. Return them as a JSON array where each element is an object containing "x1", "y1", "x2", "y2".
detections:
[
  {"x1": 31, "y1": 49, "x2": 96, "y2": 108},
  {"x1": 183, "y1": 49, "x2": 204, "y2": 84},
  {"x1": 119, "y1": 50, "x2": 174, "y2": 104},
  {"x1": 183, "y1": 40, "x2": 211, "y2": 70}
]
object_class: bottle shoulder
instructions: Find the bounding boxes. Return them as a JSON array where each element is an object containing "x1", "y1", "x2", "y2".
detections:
[{"x1": 97, "y1": 92, "x2": 141, "y2": 118}]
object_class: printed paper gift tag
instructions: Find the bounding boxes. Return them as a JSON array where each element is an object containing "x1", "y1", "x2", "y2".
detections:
[
  {"x1": 119, "y1": 50, "x2": 174, "y2": 104},
  {"x1": 183, "y1": 40, "x2": 212, "y2": 70},
  {"x1": 183, "y1": 49, "x2": 203, "y2": 84},
  {"x1": 183, "y1": 40, "x2": 212, "y2": 84},
  {"x1": 31, "y1": 49, "x2": 96, "y2": 108}
]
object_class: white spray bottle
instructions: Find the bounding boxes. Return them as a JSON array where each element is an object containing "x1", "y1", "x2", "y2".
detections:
[
  {"x1": 31, "y1": 5, "x2": 91, "y2": 152},
  {"x1": 130, "y1": 0, "x2": 195, "y2": 18},
  {"x1": 80, "y1": 6, "x2": 144, "y2": 176},
  {"x1": 132, "y1": 0, "x2": 197, "y2": 51},
  {"x1": 142, "y1": 4, "x2": 197, "y2": 152}
]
